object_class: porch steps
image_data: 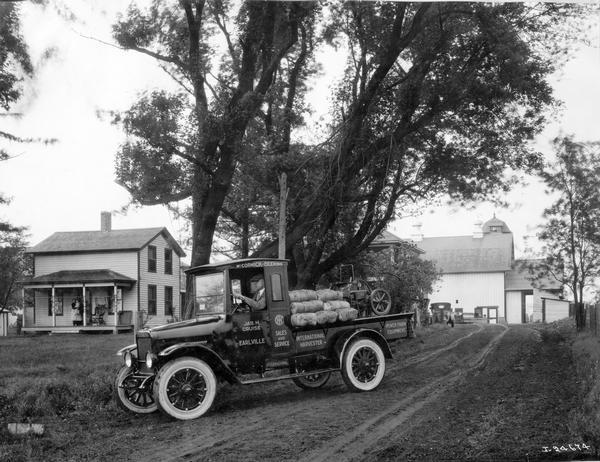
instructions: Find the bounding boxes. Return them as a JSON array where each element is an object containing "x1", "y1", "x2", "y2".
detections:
[{"x1": 49, "y1": 329, "x2": 81, "y2": 334}]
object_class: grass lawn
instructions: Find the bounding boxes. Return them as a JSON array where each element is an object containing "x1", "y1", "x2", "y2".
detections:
[{"x1": 0, "y1": 333, "x2": 134, "y2": 462}]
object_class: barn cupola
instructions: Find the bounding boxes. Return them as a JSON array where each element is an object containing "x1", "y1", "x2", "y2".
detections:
[{"x1": 482, "y1": 215, "x2": 511, "y2": 234}]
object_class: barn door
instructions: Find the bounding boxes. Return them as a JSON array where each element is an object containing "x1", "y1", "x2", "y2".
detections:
[{"x1": 487, "y1": 307, "x2": 498, "y2": 324}]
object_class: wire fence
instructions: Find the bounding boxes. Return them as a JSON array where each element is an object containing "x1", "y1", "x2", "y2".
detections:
[{"x1": 574, "y1": 303, "x2": 600, "y2": 336}]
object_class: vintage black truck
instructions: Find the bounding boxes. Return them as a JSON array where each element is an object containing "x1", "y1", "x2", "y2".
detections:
[{"x1": 115, "y1": 258, "x2": 414, "y2": 420}]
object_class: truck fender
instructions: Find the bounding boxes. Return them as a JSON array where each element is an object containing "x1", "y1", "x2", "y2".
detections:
[
  {"x1": 158, "y1": 342, "x2": 240, "y2": 384},
  {"x1": 116, "y1": 343, "x2": 137, "y2": 357},
  {"x1": 334, "y1": 329, "x2": 393, "y2": 368}
]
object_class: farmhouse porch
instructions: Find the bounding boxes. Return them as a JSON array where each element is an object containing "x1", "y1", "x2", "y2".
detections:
[{"x1": 22, "y1": 269, "x2": 136, "y2": 334}]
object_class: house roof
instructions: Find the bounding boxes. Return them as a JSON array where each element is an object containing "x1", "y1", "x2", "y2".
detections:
[
  {"x1": 27, "y1": 227, "x2": 185, "y2": 257},
  {"x1": 24, "y1": 269, "x2": 136, "y2": 286},
  {"x1": 418, "y1": 233, "x2": 514, "y2": 273},
  {"x1": 370, "y1": 230, "x2": 424, "y2": 253}
]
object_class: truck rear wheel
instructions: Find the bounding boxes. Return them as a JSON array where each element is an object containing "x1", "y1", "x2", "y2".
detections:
[
  {"x1": 154, "y1": 357, "x2": 217, "y2": 420},
  {"x1": 115, "y1": 365, "x2": 157, "y2": 414},
  {"x1": 293, "y1": 372, "x2": 331, "y2": 390},
  {"x1": 341, "y1": 338, "x2": 386, "y2": 392}
]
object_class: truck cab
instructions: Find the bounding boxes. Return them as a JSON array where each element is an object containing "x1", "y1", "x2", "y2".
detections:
[{"x1": 115, "y1": 258, "x2": 414, "y2": 421}]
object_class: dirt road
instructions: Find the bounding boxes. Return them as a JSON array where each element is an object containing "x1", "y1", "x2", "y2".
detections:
[{"x1": 52, "y1": 323, "x2": 585, "y2": 462}]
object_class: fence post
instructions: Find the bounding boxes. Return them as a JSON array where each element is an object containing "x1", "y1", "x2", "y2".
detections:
[{"x1": 575, "y1": 303, "x2": 585, "y2": 331}]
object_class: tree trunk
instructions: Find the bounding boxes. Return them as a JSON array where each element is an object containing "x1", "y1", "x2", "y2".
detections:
[{"x1": 190, "y1": 164, "x2": 234, "y2": 266}]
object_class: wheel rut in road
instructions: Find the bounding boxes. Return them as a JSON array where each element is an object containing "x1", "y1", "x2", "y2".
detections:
[
  {"x1": 397, "y1": 323, "x2": 485, "y2": 369},
  {"x1": 298, "y1": 325, "x2": 509, "y2": 462}
]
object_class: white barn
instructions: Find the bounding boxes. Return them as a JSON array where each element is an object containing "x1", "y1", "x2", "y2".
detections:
[{"x1": 414, "y1": 216, "x2": 568, "y2": 324}]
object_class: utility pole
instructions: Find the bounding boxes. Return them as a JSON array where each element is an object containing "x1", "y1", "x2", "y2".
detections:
[{"x1": 278, "y1": 173, "x2": 288, "y2": 260}]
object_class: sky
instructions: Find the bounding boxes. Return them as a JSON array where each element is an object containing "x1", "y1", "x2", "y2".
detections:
[{"x1": 1, "y1": 1, "x2": 600, "y2": 264}]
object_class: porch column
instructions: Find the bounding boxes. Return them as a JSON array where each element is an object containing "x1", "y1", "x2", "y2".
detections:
[
  {"x1": 21, "y1": 288, "x2": 25, "y2": 328},
  {"x1": 82, "y1": 284, "x2": 87, "y2": 327},
  {"x1": 51, "y1": 285, "x2": 56, "y2": 327},
  {"x1": 113, "y1": 283, "x2": 118, "y2": 334}
]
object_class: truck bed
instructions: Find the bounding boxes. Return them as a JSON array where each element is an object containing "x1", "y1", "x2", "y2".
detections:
[{"x1": 288, "y1": 311, "x2": 415, "y2": 352}]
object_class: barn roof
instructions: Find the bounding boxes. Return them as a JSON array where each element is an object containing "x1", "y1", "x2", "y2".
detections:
[
  {"x1": 418, "y1": 232, "x2": 513, "y2": 273},
  {"x1": 505, "y1": 259, "x2": 563, "y2": 291},
  {"x1": 27, "y1": 227, "x2": 185, "y2": 257}
]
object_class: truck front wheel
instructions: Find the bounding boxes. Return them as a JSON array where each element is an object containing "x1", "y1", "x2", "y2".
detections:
[
  {"x1": 115, "y1": 365, "x2": 157, "y2": 414},
  {"x1": 341, "y1": 338, "x2": 386, "y2": 392},
  {"x1": 154, "y1": 357, "x2": 217, "y2": 420}
]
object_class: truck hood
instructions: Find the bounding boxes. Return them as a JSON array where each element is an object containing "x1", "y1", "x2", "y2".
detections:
[{"x1": 146, "y1": 314, "x2": 232, "y2": 340}]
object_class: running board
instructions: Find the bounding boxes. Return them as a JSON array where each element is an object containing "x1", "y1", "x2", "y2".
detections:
[{"x1": 239, "y1": 368, "x2": 340, "y2": 385}]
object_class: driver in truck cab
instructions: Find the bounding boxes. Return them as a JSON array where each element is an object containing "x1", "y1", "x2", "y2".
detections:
[{"x1": 233, "y1": 274, "x2": 266, "y2": 310}]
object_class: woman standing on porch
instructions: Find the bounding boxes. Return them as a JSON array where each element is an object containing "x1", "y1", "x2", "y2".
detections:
[{"x1": 71, "y1": 298, "x2": 83, "y2": 326}]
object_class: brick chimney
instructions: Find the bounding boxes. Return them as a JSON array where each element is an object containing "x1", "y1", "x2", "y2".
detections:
[
  {"x1": 473, "y1": 219, "x2": 483, "y2": 239},
  {"x1": 411, "y1": 222, "x2": 423, "y2": 242},
  {"x1": 101, "y1": 211, "x2": 112, "y2": 232}
]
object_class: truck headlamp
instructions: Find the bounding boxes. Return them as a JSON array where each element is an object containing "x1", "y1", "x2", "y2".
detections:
[
  {"x1": 145, "y1": 352, "x2": 156, "y2": 369},
  {"x1": 124, "y1": 351, "x2": 133, "y2": 368}
]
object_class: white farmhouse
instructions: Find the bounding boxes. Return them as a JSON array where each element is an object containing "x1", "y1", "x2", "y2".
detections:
[{"x1": 22, "y1": 212, "x2": 186, "y2": 333}]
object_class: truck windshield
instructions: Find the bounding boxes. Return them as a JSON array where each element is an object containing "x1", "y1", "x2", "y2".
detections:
[{"x1": 191, "y1": 273, "x2": 225, "y2": 317}]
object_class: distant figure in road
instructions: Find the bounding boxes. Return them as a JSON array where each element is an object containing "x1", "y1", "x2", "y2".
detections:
[
  {"x1": 446, "y1": 309, "x2": 455, "y2": 328},
  {"x1": 426, "y1": 306, "x2": 433, "y2": 326}
]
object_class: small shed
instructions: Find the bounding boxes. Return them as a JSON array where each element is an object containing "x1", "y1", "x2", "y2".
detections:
[{"x1": 542, "y1": 297, "x2": 570, "y2": 323}]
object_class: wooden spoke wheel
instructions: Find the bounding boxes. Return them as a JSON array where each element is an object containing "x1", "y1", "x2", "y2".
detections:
[
  {"x1": 370, "y1": 288, "x2": 392, "y2": 316},
  {"x1": 341, "y1": 338, "x2": 386, "y2": 392},
  {"x1": 154, "y1": 357, "x2": 217, "y2": 420},
  {"x1": 292, "y1": 372, "x2": 331, "y2": 390},
  {"x1": 115, "y1": 365, "x2": 157, "y2": 414}
]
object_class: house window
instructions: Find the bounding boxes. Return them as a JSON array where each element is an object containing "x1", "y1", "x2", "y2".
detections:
[
  {"x1": 164, "y1": 248, "x2": 173, "y2": 275},
  {"x1": 148, "y1": 285, "x2": 157, "y2": 315},
  {"x1": 148, "y1": 246, "x2": 157, "y2": 273},
  {"x1": 165, "y1": 286, "x2": 173, "y2": 316}
]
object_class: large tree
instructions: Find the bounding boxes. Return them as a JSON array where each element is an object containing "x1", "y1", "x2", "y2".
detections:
[
  {"x1": 524, "y1": 137, "x2": 600, "y2": 305},
  {"x1": 113, "y1": 0, "x2": 318, "y2": 266},
  {"x1": 114, "y1": 2, "x2": 583, "y2": 286}
]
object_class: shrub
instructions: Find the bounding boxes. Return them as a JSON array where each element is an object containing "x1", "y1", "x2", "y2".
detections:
[{"x1": 569, "y1": 333, "x2": 600, "y2": 453}]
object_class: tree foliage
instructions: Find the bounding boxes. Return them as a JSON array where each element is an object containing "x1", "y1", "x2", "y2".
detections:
[
  {"x1": 0, "y1": 1, "x2": 34, "y2": 160},
  {"x1": 0, "y1": 1, "x2": 57, "y2": 160},
  {"x1": 0, "y1": 207, "x2": 30, "y2": 312},
  {"x1": 524, "y1": 137, "x2": 600, "y2": 304},
  {"x1": 112, "y1": 1, "x2": 584, "y2": 286}
]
